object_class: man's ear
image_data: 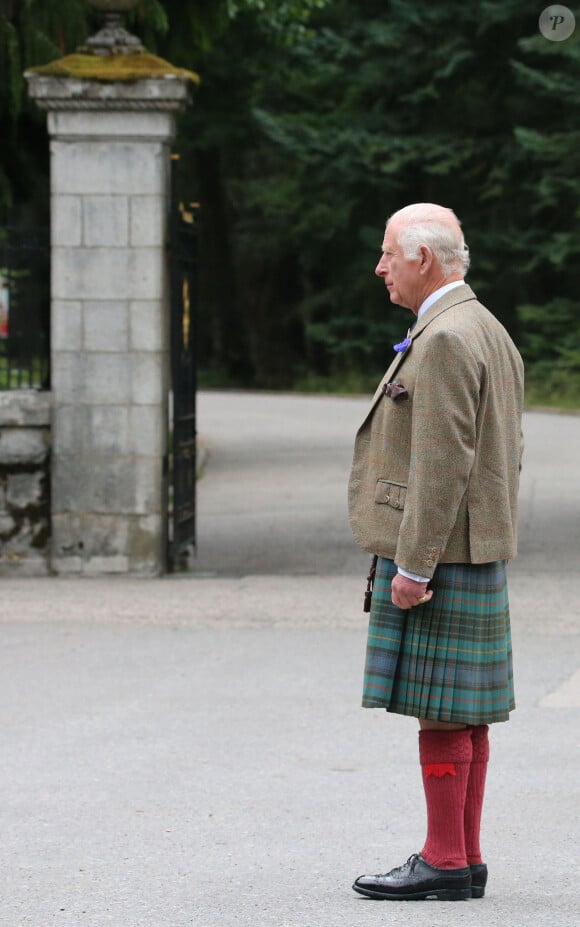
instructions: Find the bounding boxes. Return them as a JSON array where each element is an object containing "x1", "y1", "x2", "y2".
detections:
[{"x1": 418, "y1": 245, "x2": 433, "y2": 273}]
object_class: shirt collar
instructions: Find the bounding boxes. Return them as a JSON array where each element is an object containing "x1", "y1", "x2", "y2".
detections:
[{"x1": 417, "y1": 279, "x2": 464, "y2": 321}]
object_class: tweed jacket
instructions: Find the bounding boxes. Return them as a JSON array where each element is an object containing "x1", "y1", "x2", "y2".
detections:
[{"x1": 348, "y1": 284, "x2": 524, "y2": 578}]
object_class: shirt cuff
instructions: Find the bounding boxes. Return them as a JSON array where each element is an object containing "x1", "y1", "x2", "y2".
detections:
[{"x1": 397, "y1": 566, "x2": 430, "y2": 583}]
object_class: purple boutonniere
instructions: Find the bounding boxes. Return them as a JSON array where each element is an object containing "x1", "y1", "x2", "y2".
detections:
[
  {"x1": 393, "y1": 336, "x2": 411, "y2": 353},
  {"x1": 393, "y1": 328, "x2": 412, "y2": 353}
]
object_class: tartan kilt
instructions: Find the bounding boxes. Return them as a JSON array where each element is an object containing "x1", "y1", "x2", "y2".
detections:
[{"x1": 362, "y1": 557, "x2": 515, "y2": 724}]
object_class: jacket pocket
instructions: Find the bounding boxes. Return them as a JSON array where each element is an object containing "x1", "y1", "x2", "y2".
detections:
[{"x1": 374, "y1": 479, "x2": 407, "y2": 510}]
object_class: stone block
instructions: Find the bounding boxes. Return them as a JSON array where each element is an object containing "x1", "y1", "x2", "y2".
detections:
[
  {"x1": 83, "y1": 555, "x2": 129, "y2": 575},
  {"x1": 52, "y1": 406, "x2": 83, "y2": 456},
  {"x1": 51, "y1": 139, "x2": 167, "y2": 196},
  {"x1": 52, "y1": 352, "x2": 131, "y2": 405},
  {"x1": 50, "y1": 511, "x2": 165, "y2": 574},
  {"x1": 83, "y1": 196, "x2": 129, "y2": 247},
  {"x1": 83, "y1": 354, "x2": 132, "y2": 404},
  {"x1": 0, "y1": 552, "x2": 49, "y2": 576},
  {"x1": 135, "y1": 457, "x2": 164, "y2": 515},
  {"x1": 129, "y1": 406, "x2": 165, "y2": 457},
  {"x1": 0, "y1": 391, "x2": 51, "y2": 427},
  {"x1": 50, "y1": 457, "x2": 80, "y2": 514},
  {"x1": 53, "y1": 405, "x2": 130, "y2": 456},
  {"x1": 88, "y1": 406, "x2": 131, "y2": 456},
  {"x1": 51, "y1": 300, "x2": 82, "y2": 351},
  {"x1": 53, "y1": 455, "x2": 137, "y2": 514},
  {"x1": 129, "y1": 300, "x2": 165, "y2": 352},
  {"x1": 130, "y1": 196, "x2": 166, "y2": 246},
  {"x1": 50, "y1": 555, "x2": 82, "y2": 574},
  {"x1": 52, "y1": 514, "x2": 164, "y2": 574},
  {"x1": 129, "y1": 514, "x2": 164, "y2": 573},
  {"x1": 52, "y1": 246, "x2": 164, "y2": 301},
  {"x1": 51, "y1": 353, "x2": 85, "y2": 404},
  {"x1": 51, "y1": 195, "x2": 82, "y2": 246},
  {"x1": 47, "y1": 108, "x2": 179, "y2": 143},
  {"x1": 0, "y1": 429, "x2": 48, "y2": 466},
  {"x1": 53, "y1": 553, "x2": 132, "y2": 575},
  {"x1": 6, "y1": 472, "x2": 45, "y2": 510},
  {"x1": 2, "y1": 517, "x2": 49, "y2": 555},
  {"x1": 52, "y1": 512, "x2": 129, "y2": 559},
  {"x1": 83, "y1": 301, "x2": 129, "y2": 352},
  {"x1": 130, "y1": 353, "x2": 165, "y2": 405},
  {"x1": 51, "y1": 513, "x2": 84, "y2": 558}
]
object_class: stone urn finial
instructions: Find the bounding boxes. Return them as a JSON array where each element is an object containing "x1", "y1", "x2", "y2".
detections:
[{"x1": 84, "y1": 0, "x2": 145, "y2": 55}]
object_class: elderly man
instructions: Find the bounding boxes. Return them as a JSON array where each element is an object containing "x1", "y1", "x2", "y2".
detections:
[{"x1": 348, "y1": 203, "x2": 524, "y2": 901}]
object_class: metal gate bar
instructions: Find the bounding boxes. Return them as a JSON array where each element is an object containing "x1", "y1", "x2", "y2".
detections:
[
  {"x1": 168, "y1": 195, "x2": 198, "y2": 569},
  {"x1": 0, "y1": 223, "x2": 50, "y2": 390}
]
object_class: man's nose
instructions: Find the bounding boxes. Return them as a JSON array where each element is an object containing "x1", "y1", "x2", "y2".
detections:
[{"x1": 375, "y1": 256, "x2": 386, "y2": 277}]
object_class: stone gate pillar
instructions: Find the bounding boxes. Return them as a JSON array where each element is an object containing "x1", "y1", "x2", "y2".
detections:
[{"x1": 26, "y1": 23, "x2": 197, "y2": 574}]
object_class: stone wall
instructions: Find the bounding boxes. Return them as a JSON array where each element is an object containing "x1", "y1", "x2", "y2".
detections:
[
  {"x1": 47, "y1": 106, "x2": 172, "y2": 575},
  {"x1": 26, "y1": 74, "x2": 192, "y2": 575},
  {"x1": 0, "y1": 391, "x2": 51, "y2": 575}
]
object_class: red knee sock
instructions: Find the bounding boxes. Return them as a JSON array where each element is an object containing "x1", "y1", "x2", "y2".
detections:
[
  {"x1": 419, "y1": 729, "x2": 472, "y2": 869},
  {"x1": 464, "y1": 725, "x2": 490, "y2": 865}
]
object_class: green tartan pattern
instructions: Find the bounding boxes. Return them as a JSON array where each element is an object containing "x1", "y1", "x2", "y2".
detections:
[{"x1": 362, "y1": 557, "x2": 515, "y2": 724}]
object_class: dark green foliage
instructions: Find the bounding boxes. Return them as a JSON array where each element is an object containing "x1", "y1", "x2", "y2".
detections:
[
  {"x1": 0, "y1": 0, "x2": 89, "y2": 214},
  {"x1": 167, "y1": 0, "x2": 580, "y2": 396},
  {"x1": 506, "y1": 32, "x2": 580, "y2": 401},
  {"x1": 1, "y1": 0, "x2": 579, "y2": 400}
]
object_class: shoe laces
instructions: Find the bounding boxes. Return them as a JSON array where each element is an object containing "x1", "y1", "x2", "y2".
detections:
[{"x1": 393, "y1": 853, "x2": 421, "y2": 875}]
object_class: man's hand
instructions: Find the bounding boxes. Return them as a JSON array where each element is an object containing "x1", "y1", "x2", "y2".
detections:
[{"x1": 391, "y1": 572, "x2": 433, "y2": 610}]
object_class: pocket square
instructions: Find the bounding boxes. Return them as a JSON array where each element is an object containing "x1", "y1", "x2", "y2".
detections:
[{"x1": 382, "y1": 380, "x2": 409, "y2": 400}]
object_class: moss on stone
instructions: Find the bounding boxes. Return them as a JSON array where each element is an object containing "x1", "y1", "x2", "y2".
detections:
[{"x1": 29, "y1": 52, "x2": 199, "y2": 84}]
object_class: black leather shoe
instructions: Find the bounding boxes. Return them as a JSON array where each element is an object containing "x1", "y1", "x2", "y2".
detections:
[
  {"x1": 353, "y1": 853, "x2": 471, "y2": 901},
  {"x1": 470, "y1": 863, "x2": 488, "y2": 898}
]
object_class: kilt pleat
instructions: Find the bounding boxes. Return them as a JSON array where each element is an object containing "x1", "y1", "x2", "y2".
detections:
[{"x1": 362, "y1": 557, "x2": 515, "y2": 724}]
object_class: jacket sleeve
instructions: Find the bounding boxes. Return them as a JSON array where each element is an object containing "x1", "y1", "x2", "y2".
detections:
[{"x1": 395, "y1": 329, "x2": 480, "y2": 578}]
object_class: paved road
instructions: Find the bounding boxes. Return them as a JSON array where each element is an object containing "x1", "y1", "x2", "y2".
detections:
[{"x1": 1, "y1": 391, "x2": 579, "y2": 927}]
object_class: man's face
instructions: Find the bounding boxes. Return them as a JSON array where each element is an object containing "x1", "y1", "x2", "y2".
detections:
[{"x1": 375, "y1": 221, "x2": 422, "y2": 312}]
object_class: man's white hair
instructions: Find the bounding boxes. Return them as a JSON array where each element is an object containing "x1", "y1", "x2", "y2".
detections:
[{"x1": 388, "y1": 203, "x2": 470, "y2": 277}]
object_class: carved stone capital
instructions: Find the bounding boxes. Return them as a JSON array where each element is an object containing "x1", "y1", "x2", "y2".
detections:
[{"x1": 26, "y1": 74, "x2": 192, "y2": 114}]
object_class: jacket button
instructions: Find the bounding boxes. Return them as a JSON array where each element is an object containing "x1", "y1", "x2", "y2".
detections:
[{"x1": 426, "y1": 559, "x2": 433, "y2": 566}]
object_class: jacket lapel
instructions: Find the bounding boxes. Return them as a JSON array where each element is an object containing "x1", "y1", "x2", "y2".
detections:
[
  {"x1": 409, "y1": 283, "x2": 477, "y2": 341},
  {"x1": 363, "y1": 284, "x2": 478, "y2": 418},
  {"x1": 369, "y1": 350, "x2": 406, "y2": 405}
]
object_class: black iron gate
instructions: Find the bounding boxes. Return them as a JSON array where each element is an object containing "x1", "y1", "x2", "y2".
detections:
[
  {"x1": 0, "y1": 222, "x2": 50, "y2": 390},
  {"x1": 168, "y1": 197, "x2": 199, "y2": 570}
]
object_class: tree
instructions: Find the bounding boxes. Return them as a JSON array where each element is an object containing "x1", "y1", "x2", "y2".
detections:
[
  {"x1": 153, "y1": 0, "x2": 332, "y2": 383},
  {"x1": 174, "y1": 0, "x2": 543, "y2": 385},
  {"x1": 0, "y1": 0, "x2": 85, "y2": 212},
  {"x1": 509, "y1": 31, "x2": 580, "y2": 401},
  {"x1": 1, "y1": 0, "x2": 330, "y2": 381},
  {"x1": 2, "y1": 0, "x2": 579, "y2": 399},
  {"x1": 0, "y1": 0, "x2": 174, "y2": 212},
  {"x1": 175, "y1": 0, "x2": 579, "y2": 396}
]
